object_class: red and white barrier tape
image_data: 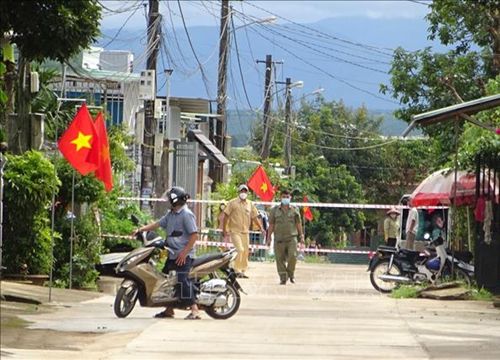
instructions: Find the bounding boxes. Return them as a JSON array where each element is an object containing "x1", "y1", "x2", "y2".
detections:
[
  {"x1": 117, "y1": 196, "x2": 447, "y2": 210},
  {"x1": 101, "y1": 234, "x2": 370, "y2": 255}
]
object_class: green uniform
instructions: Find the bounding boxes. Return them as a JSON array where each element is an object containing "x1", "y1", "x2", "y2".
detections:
[{"x1": 269, "y1": 205, "x2": 301, "y2": 282}]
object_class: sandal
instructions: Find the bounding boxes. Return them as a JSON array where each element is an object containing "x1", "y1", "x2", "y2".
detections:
[
  {"x1": 154, "y1": 309, "x2": 175, "y2": 318},
  {"x1": 184, "y1": 313, "x2": 201, "y2": 320}
]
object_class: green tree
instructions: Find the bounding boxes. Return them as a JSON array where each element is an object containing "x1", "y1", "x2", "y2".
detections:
[
  {"x1": 0, "y1": 0, "x2": 101, "y2": 152},
  {"x1": 381, "y1": 0, "x2": 499, "y2": 163},
  {"x1": 458, "y1": 77, "x2": 500, "y2": 168},
  {"x1": 0, "y1": 1, "x2": 101, "y2": 63},
  {"x1": 426, "y1": 0, "x2": 500, "y2": 76}
]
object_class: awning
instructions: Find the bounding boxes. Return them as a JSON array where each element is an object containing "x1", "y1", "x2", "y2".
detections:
[
  {"x1": 187, "y1": 130, "x2": 229, "y2": 165},
  {"x1": 402, "y1": 93, "x2": 500, "y2": 137}
]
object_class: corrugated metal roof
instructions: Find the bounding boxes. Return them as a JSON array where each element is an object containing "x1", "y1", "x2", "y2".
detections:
[
  {"x1": 403, "y1": 93, "x2": 500, "y2": 137},
  {"x1": 187, "y1": 129, "x2": 229, "y2": 165},
  {"x1": 164, "y1": 97, "x2": 211, "y2": 114}
]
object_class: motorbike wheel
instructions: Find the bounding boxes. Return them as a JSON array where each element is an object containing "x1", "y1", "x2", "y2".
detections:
[
  {"x1": 204, "y1": 283, "x2": 241, "y2": 320},
  {"x1": 440, "y1": 265, "x2": 472, "y2": 287},
  {"x1": 114, "y1": 283, "x2": 138, "y2": 318},
  {"x1": 453, "y1": 268, "x2": 472, "y2": 287},
  {"x1": 370, "y1": 259, "x2": 403, "y2": 293}
]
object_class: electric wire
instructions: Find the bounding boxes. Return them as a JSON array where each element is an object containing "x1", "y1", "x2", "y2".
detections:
[
  {"x1": 177, "y1": 0, "x2": 212, "y2": 98},
  {"x1": 231, "y1": 9, "x2": 392, "y2": 65},
  {"x1": 98, "y1": 0, "x2": 143, "y2": 15},
  {"x1": 247, "y1": 25, "x2": 399, "y2": 105},
  {"x1": 102, "y1": 3, "x2": 142, "y2": 48},
  {"x1": 243, "y1": 1, "x2": 395, "y2": 56},
  {"x1": 231, "y1": 13, "x2": 253, "y2": 110},
  {"x1": 237, "y1": 13, "x2": 388, "y2": 74},
  {"x1": 263, "y1": 118, "x2": 399, "y2": 151}
]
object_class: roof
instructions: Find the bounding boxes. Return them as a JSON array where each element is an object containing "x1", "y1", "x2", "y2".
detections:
[
  {"x1": 187, "y1": 129, "x2": 229, "y2": 165},
  {"x1": 402, "y1": 93, "x2": 500, "y2": 137}
]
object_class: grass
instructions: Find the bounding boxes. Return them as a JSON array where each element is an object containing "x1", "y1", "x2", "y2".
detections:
[
  {"x1": 390, "y1": 285, "x2": 424, "y2": 299},
  {"x1": 469, "y1": 287, "x2": 494, "y2": 301}
]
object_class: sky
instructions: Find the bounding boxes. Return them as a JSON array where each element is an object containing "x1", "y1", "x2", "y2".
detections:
[
  {"x1": 100, "y1": 0, "x2": 430, "y2": 29},
  {"x1": 97, "y1": 1, "x2": 433, "y2": 110}
]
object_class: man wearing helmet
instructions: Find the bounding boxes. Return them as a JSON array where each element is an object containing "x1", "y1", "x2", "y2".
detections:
[{"x1": 134, "y1": 186, "x2": 201, "y2": 320}]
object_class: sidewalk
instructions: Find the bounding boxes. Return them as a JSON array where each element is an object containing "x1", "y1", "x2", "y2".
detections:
[{"x1": 1, "y1": 280, "x2": 104, "y2": 305}]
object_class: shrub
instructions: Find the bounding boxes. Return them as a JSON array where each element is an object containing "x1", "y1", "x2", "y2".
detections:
[{"x1": 3, "y1": 151, "x2": 60, "y2": 274}]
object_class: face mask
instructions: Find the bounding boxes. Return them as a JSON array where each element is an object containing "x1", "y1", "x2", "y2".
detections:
[
  {"x1": 281, "y1": 198, "x2": 291, "y2": 206},
  {"x1": 239, "y1": 192, "x2": 248, "y2": 200}
]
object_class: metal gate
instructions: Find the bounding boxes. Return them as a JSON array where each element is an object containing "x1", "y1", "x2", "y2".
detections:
[
  {"x1": 474, "y1": 153, "x2": 500, "y2": 293},
  {"x1": 173, "y1": 141, "x2": 198, "y2": 199}
]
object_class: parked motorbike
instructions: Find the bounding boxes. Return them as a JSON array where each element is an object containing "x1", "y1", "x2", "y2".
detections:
[
  {"x1": 113, "y1": 221, "x2": 243, "y2": 319},
  {"x1": 368, "y1": 234, "x2": 474, "y2": 293}
]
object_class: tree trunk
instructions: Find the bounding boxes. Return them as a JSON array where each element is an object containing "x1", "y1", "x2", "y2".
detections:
[
  {"x1": 491, "y1": 11, "x2": 500, "y2": 76},
  {"x1": 8, "y1": 55, "x2": 31, "y2": 154}
]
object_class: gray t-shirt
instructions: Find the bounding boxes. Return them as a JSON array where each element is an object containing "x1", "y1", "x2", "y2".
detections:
[{"x1": 158, "y1": 205, "x2": 197, "y2": 259}]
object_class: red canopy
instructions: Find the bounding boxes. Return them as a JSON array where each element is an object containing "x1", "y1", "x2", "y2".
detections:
[{"x1": 411, "y1": 169, "x2": 499, "y2": 207}]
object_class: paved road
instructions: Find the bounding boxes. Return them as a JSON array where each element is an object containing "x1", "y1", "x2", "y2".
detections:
[{"x1": 2, "y1": 262, "x2": 500, "y2": 359}]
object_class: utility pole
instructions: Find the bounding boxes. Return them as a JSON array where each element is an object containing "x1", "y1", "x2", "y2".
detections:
[
  {"x1": 153, "y1": 69, "x2": 173, "y2": 219},
  {"x1": 258, "y1": 55, "x2": 273, "y2": 160},
  {"x1": 257, "y1": 55, "x2": 282, "y2": 160},
  {"x1": 284, "y1": 77, "x2": 292, "y2": 171},
  {"x1": 211, "y1": 0, "x2": 231, "y2": 186},
  {"x1": 141, "y1": 0, "x2": 160, "y2": 211}
]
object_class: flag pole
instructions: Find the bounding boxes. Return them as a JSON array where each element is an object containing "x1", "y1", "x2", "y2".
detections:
[{"x1": 69, "y1": 170, "x2": 75, "y2": 289}]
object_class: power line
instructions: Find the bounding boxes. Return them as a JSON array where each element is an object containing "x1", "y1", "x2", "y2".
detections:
[
  {"x1": 230, "y1": 13, "x2": 253, "y2": 110},
  {"x1": 263, "y1": 117, "x2": 400, "y2": 151},
  {"x1": 176, "y1": 0, "x2": 212, "y2": 98},
  {"x1": 98, "y1": 0, "x2": 143, "y2": 15},
  {"x1": 253, "y1": 20, "x2": 388, "y2": 74},
  {"x1": 231, "y1": 9, "x2": 392, "y2": 65},
  {"x1": 243, "y1": 1, "x2": 394, "y2": 56},
  {"x1": 247, "y1": 26, "x2": 399, "y2": 105},
  {"x1": 102, "y1": 3, "x2": 142, "y2": 48}
]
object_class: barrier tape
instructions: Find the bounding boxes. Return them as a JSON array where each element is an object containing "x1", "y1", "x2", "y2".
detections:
[
  {"x1": 101, "y1": 233, "x2": 370, "y2": 255},
  {"x1": 118, "y1": 196, "x2": 448, "y2": 210}
]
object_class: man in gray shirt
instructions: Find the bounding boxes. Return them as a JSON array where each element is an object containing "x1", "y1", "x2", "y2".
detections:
[{"x1": 134, "y1": 187, "x2": 200, "y2": 320}]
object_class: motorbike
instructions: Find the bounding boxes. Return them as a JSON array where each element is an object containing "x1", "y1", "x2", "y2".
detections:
[
  {"x1": 368, "y1": 234, "x2": 474, "y2": 293},
  {"x1": 113, "y1": 220, "x2": 243, "y2": 319}
]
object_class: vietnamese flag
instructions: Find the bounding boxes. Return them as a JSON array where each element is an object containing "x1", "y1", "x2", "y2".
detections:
[
  {"x1": 247, "y1": 165, "x2": 275, "y2": 201},
  {"x1": 303, "y1": 196, "x2": 314, "y2": 221},
  {"x1": 58, "y1": 104, "x2": 98, "y2": 175},
  {"x1": 89, "y1": 112, "x2": 113, "y2": 192}
]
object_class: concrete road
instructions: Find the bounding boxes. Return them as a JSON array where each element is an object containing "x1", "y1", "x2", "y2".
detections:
[{"x1": 2, "y1": 262, "x2": 500, "y2": 359}]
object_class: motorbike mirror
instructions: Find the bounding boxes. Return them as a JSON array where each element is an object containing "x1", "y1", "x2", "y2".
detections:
[
  {"x1": 131, "y1": 214, "x2": 140, "y2": 225},
  {"x1": 423, "y1": 233, "x2": 431, "y2": 240}
]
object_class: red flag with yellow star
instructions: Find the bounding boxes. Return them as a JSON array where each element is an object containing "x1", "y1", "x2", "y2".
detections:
[
  {"x1": 247, "y1": 165, "x2": 275, "y2": 201},
  {"x1": 303, "y1": 196, "x2": 314, "y2": 221},
  {"x1": 89, "y1": 112, "x2": 113, "y2": 192},
  {"x1": 58, "y1": 104, "x2": 98, "y2": 175}
]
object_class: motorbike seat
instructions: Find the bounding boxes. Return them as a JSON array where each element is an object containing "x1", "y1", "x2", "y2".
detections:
[
  {"x1": 192, "y1": 253, "x2": 226, "y2": 267},
  {"x1": 399, "y1": 248, "x2": 421, "y2": 255},
  {"x1": 378, "y1": 245, "x2": 397, "y2": 253}
]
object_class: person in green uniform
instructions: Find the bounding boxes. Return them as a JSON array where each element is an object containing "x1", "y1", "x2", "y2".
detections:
[{"x1": 266, "y1": 190, "x2": 305, "y2": 285}]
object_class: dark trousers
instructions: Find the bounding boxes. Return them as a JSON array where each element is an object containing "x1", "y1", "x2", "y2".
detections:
[
  {"x1": 274, "y1": 237, "x2": 298, "y2": 282},
  {"x1": 387, "y1": 238, "x2": 397, "y2": 247},
  {"x1": 163, "y1": 257, "x2": 195, "y2": 306}
]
